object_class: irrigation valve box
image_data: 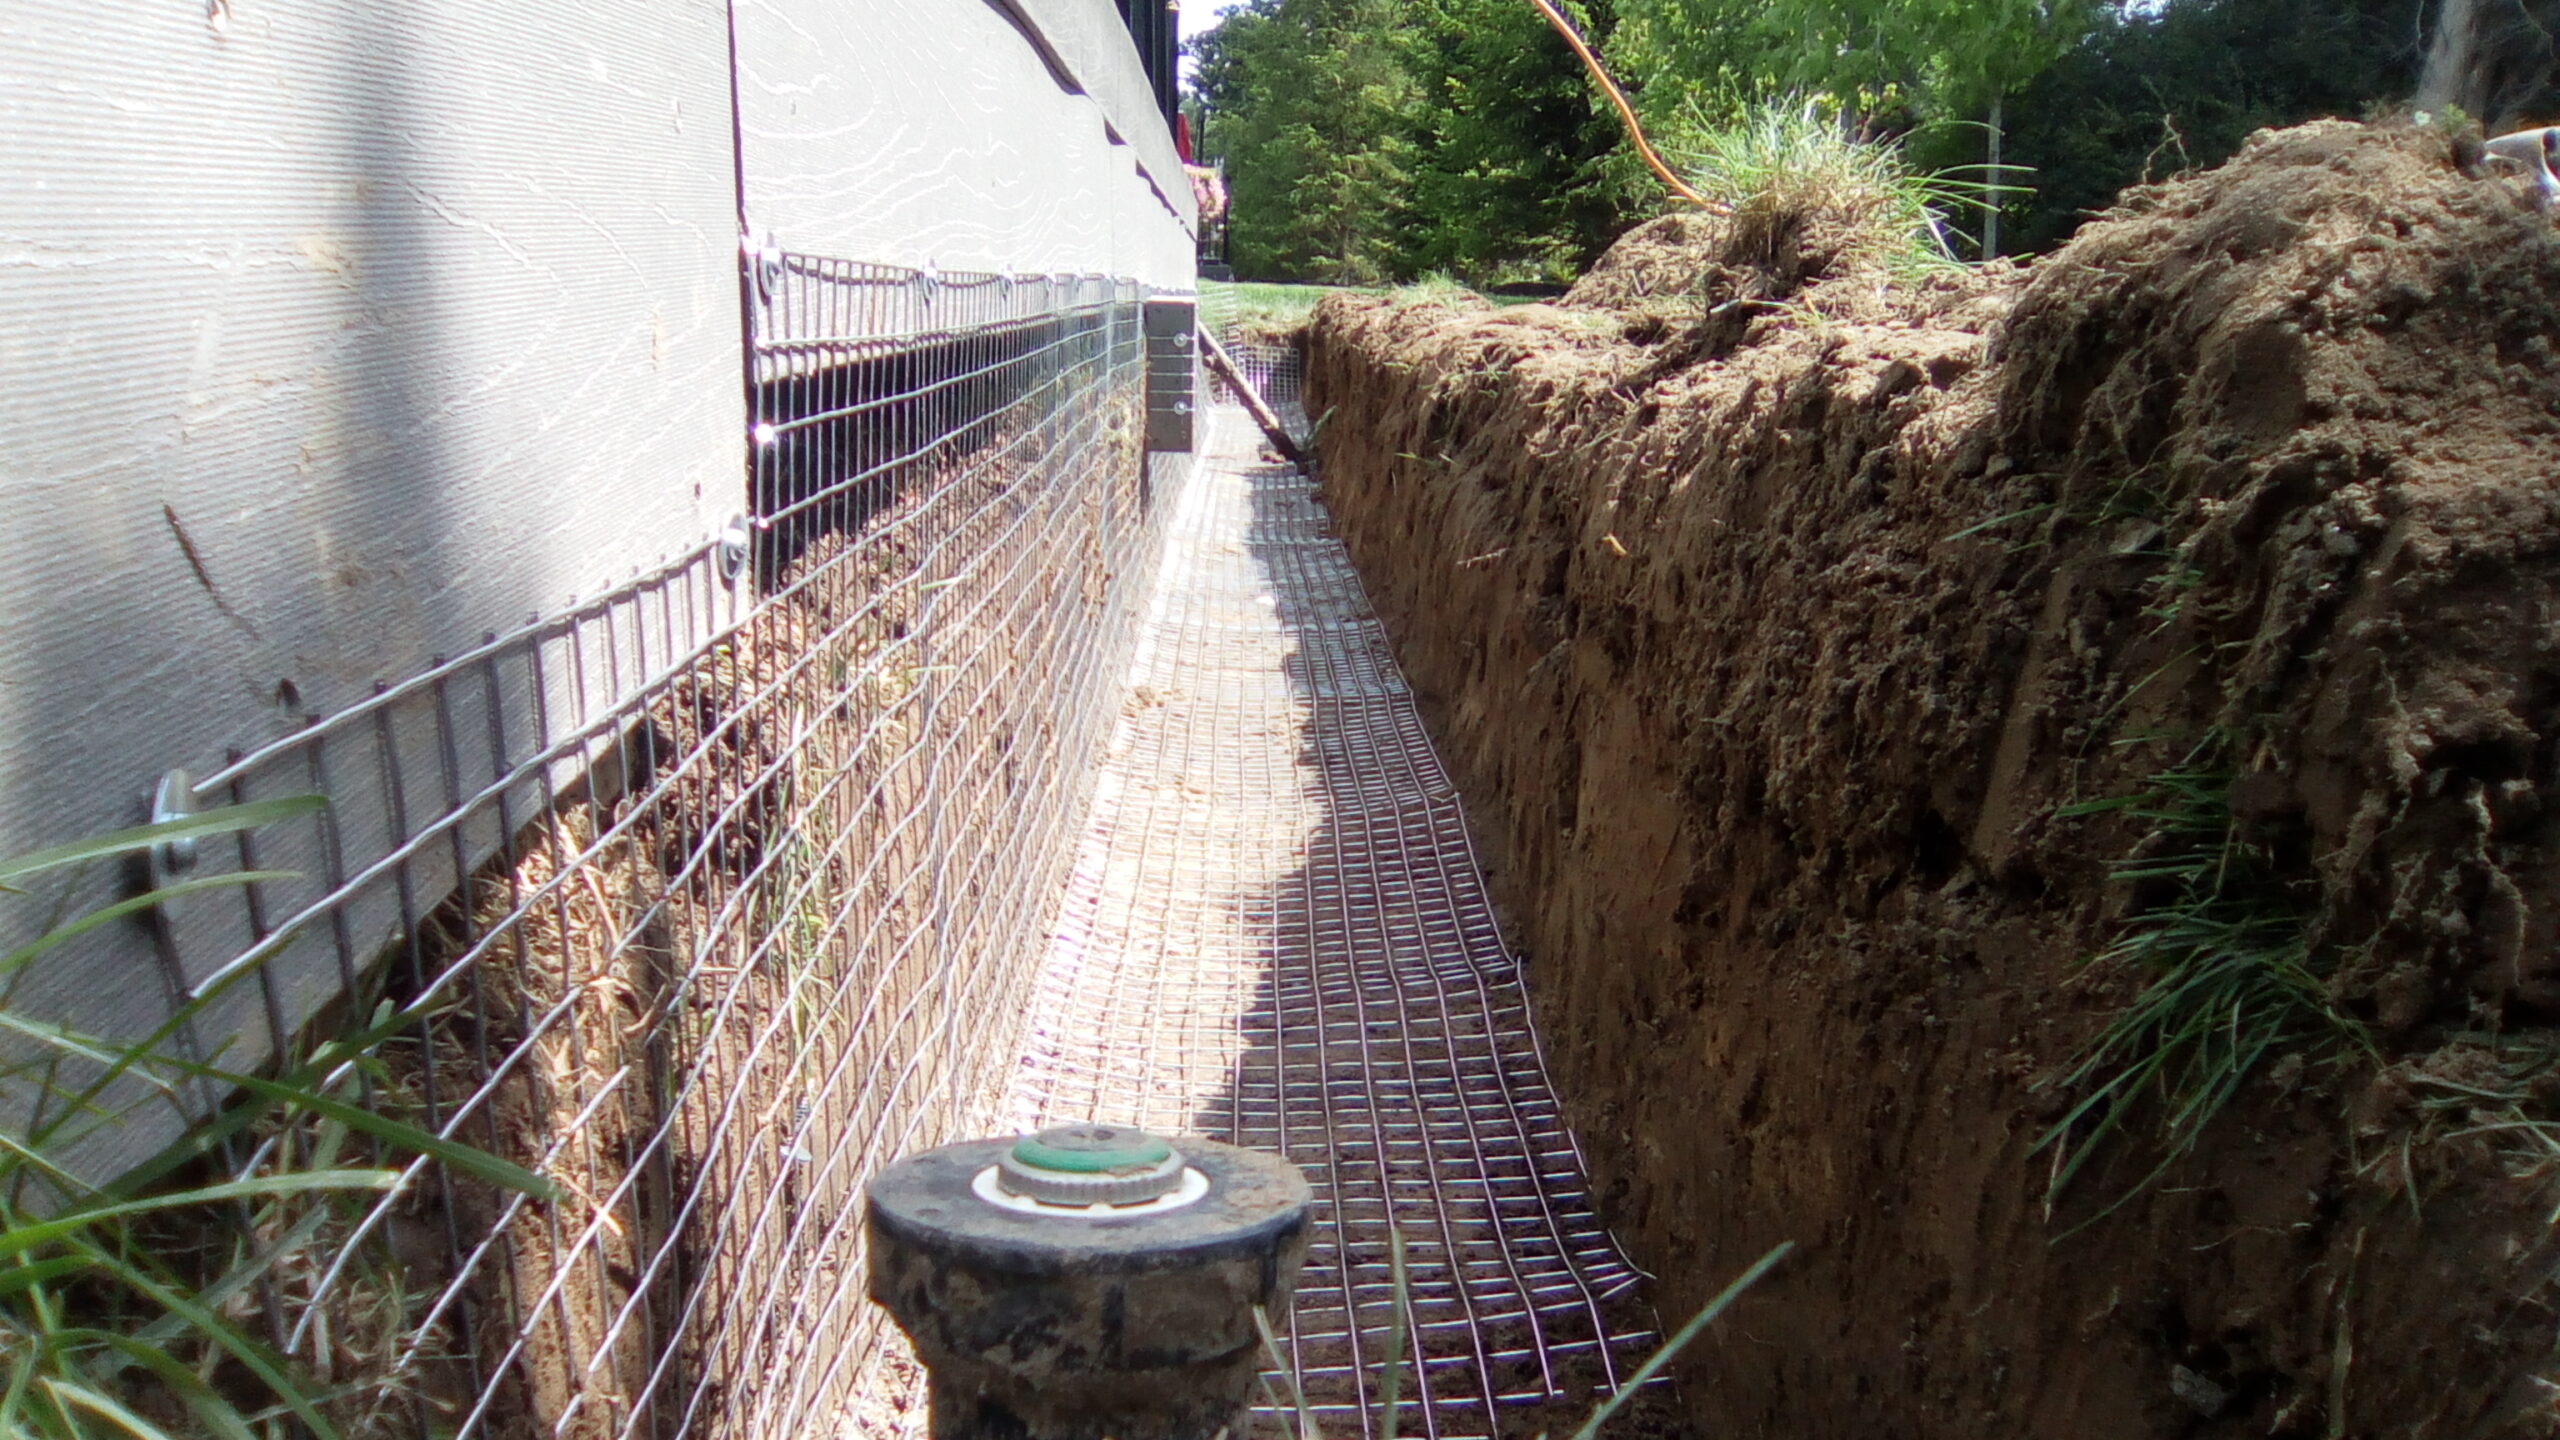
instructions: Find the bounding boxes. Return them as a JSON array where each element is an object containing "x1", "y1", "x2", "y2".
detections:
[{"x1": 1144, "y1": 297, "x2": 1197, "y2": 453}]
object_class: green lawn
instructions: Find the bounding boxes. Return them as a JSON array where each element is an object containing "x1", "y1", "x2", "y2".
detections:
[
  {"x1": 1198, "y1": 276, "x2": 1545, "y2": 340},
  {"x1": 1198, "y1": 279, "x2": 1345, "y2": 341}
]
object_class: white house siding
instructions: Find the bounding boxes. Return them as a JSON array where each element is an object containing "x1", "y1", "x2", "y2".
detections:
[
  {"x1": 0, "y1": 0, "x2": 1189, "y2": 1182},
  {"x1": 734, "y1": 0, "x2": 1196, "y2": 289}
]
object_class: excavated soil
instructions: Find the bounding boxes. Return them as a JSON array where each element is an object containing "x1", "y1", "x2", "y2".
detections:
[{"x1": 1307, "y1": 121, "x2": 2560, "y2": 1437}]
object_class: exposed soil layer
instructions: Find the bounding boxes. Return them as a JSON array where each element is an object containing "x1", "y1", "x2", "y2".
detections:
[{"x1": 1307, "y1": 121, "x2": 2560, "y2": 1438}]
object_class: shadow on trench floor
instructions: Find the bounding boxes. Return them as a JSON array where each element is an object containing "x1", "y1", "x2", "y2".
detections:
[{"x1": 996, "y1": 400, "x2": 1691, "y2": 1440}]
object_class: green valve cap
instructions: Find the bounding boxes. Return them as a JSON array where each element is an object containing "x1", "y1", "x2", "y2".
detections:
[{"x1": 997, "y1": 1124, "x2": 1186, "y2": 1206}]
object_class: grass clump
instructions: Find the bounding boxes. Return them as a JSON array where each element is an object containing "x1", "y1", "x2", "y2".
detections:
[
  {"x1": 1661, "y1": 97, "x2": 2004, "y2": 279},
  {"x1": 1389, "y1": 272, "x2": 1481, "y2": 307},
  {"x1": 2035, "y1": 735, "x2": 2367, "y2": 1231},
  {"x1": 1253, "y1": 1232, "x2": 1794, "y2": 1440},
  {"x1": 0, "y1": 801, "x2": 557, "y2": 1438}
]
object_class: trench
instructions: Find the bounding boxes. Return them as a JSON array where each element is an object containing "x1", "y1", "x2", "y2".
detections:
[
  {"x1": 130, "y1": 256, "x2": 1688, "y2": 1440},
  {"x1": 1278, "y1": 121, "x2": 2560, "y2": 1440},
  {"x1": 856, "y1": 389, "x2": 1664, "y2": 1438},
  {"x1": 84, "y1": 120, "x2": 2560, "y2": 1440}
]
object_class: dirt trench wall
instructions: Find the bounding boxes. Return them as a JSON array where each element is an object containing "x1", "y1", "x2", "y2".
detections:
[{"x1": 1306, "y1": 122, "x2": 2560, "y2": 1438}]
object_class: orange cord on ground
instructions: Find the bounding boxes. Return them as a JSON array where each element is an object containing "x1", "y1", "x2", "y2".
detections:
[{"x1": 1526, "y1": 0, "x2": 1723, "y2": 212}]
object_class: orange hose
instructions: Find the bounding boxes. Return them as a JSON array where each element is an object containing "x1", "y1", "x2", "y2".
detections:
[{"x1": 1526, "y1": 0, "x2": 1721, "y2": 211}]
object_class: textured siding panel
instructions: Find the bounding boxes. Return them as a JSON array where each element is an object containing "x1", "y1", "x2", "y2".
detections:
[
  {"x1": 0, "y1": 0, "x2": 743, "y2": 1165},
  {"x1": 1005, "y1": 0, "x2": 1194, "y2": 227},
  {"x1": 0, "y1": 0, "x2": 1191, "y2": 1188},
  {"x1": 735, "y1": 0, "x2": 1195, "y2": 289}
]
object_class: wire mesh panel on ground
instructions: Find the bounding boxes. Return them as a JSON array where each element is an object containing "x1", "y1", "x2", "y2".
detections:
[
  {"x1": 110, "y1": 255, "x2": 1165, "y2": 1440},
  {"x1": 1004, "y1": 405, "x2": 1662, "y2": 1440}
]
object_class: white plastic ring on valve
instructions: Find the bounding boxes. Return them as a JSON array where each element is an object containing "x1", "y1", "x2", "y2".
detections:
[
  {"x1": 971, "y1": 1162, "x2": 1210, "y2": 1218},
  {"x1": 984, "y1": 1124, "x2": 1202, "y2": 1213},
  {"x1": 716, "y1": 516, "x2": 752, "y2": 585}
]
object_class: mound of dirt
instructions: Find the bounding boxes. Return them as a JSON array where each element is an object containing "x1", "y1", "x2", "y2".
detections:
[
  {"x1": 1560, "y1": 211, "x2": 1725, "y2": 310},
  {"x1": 1308, "y1": 119, "x2": 2560, "y2": 1438}
]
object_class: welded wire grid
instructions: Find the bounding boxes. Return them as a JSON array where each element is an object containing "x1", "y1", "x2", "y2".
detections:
[
  {"x1": 1002, "y1": 401, "x2": 1660, "y2": 1440},
  {"x1": 1213, "y1": 337, "x2": 1306, "y2": 425},
  {"x1": 1195, "y1": 284, "x2": 1305, "y2": 405},
  {"x1": 140, "y1": 255, "x2": 1168, "y2": 1440}
]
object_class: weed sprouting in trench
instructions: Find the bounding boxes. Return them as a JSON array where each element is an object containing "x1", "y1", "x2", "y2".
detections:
[{"x1": 2035, "y1": 735, "x2": 2368, "y2": 1232}]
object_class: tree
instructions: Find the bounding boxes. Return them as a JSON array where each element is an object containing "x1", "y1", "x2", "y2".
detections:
[
  {"x1": 2418, "y1": 0, "x2": 2560, "y2": 129},
  {"x1": 1192, "y1": 0, "x2": 1419, "y2": 283},
  {"x1": 1398, "y1": 0, "x2": 1630, "y2": 281}
]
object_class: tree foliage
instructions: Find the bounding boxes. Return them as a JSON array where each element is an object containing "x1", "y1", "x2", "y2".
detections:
[
  {"x1": 1188, "y1": 0, "x2": 2533, "y2": 281},
  {"x1": 1400, "y1": 0, "x2": 1629, "y2": 280},
  {"x1": 1193, "y1": 0, "x2": 1417, "y2": 284},
  {"x1": 2000, "y1": 0, "x2": 2429, "y2": 251},
  {"x1": 1194, "y1": 0, "x2": 1627, "y2": 283}
]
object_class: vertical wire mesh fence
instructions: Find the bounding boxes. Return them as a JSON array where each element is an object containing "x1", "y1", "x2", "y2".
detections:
[
  {"x1": 100, "y1": 254, "x2": 1169, "y2": 1440},
  {"x1": 42, "y1": 268, "x2": 1672, "y2": 1440},
  {"x1": 1194, "y1": 284, "x2": 1307, "y2": 427}
]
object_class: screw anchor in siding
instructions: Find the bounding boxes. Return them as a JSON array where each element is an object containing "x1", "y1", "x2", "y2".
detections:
[
  {"x1": 141, "y1": 768, "x2": 200, "y2": 922},
  {"x1": 746, "y1": 230, "x2": 784, "y2": 302},
  {"x1": 717, "y1": 516, "x2": 753, "y2": 584}
]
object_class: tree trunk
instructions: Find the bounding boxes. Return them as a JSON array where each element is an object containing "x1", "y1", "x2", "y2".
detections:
[{"x1": 2419, "y1": 0, "x2": 2560, "y2": 131}]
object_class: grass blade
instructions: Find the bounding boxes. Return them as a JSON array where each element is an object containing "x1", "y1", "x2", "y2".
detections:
[
  {"x1": 0, "y1": 797, "x2": 325, "y2": 886},
  {"x1": 0, "y1": 1256, "x2": 88, "y2": 1302},
  {"x1": 0, "y1": 1171, "x2": 395, "y2": 1256},
  {"x1": 187, "y1": 1067, "x2": 558, "y2": 1201},
  {"x1": 37, "y1": 1375, "x2": 181, "y2": 1440},
  {"x1": 0, "y1": 1018, "x2": 553, "y2": 1203},
  {"x1": 1946, "y1": 503, "x2": 2054, "y2": 542},
  {"x1": 1252, "y1": 1304, "x2": 1320, "y2": 1440},
  {"x1": 1381, "y1": 1224, "x2": 1409, "y2": 1440},
  {"x1": 1566, "y1": 1241, "x2": 1796, "y2": 1440},
  {"x1": 130, "y1": 1205, "x2": 334, "y2": 1349},
  {"x1": 59, "y1": 1330, "x2": 259, "y2": 1440},
  {"x1": 0, "y1": 872, "x2": 301, "y2": 978}
]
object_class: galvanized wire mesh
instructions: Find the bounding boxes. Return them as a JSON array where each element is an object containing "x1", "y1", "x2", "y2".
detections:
[
  {"x1": 1003, "y1": 404, "x2": 1663, "y2": 1440},
  {"x1": 1199, "y1": 292, "x2": 1308, "y2": 446},
  {"x1": 122, "y1": 254, "x2": 1168, "y2": 1440},
  {"x1": 1212, "y1": 338, "x2": 1305, "y2": 423},
  {"x1": 64, "y1": 261, "x2": 1665, "y2": 1440}
]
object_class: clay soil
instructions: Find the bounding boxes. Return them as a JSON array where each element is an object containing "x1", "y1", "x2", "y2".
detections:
[{"x1": 1307, "y1": 121, "x2": 2560, "y2": 1437}]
